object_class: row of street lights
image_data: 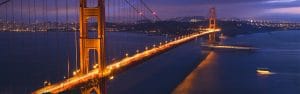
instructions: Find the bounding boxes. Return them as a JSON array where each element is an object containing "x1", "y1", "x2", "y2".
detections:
[{"x1": 43, "y1": 33, "x2": 197, "y2": 87}]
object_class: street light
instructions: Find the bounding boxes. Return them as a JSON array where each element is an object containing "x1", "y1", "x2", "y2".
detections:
[
  {"x1": 109, "y1": 76, "x2": 114, "y2": 80},
  {"x1": 145, "y1": 46, "x2": 148, "y2": 50},
  {"x1": 43, "y1": 80, "x2": 51, "y2": 86},
  {"x1": 73, "y1": 71, "x2": 77, "y2": 76},
  {"x1": 44, "y1": 80, "x2": 48, "y2": 86},
  {"x1": 73, "y1": 69, "x2": 80, "y2": 76},
  {"x1": 153, "y1": 44, "x2": 156, "y2": 48},
  {"x1": 93, "y1": 64, "x2": 99, "y2": 69}
]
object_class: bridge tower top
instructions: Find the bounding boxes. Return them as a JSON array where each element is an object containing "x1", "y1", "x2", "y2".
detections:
[
  {"x1": 79, "y1": 0, "x2": 105, "y2": 75},
  {"x1": 209, "y1": 7, "x2": 217, "y2": 29}
]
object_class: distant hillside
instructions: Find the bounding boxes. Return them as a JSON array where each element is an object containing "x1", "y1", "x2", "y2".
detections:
[{"x1": 167, "y1": 16, "x2": 206, "y2": 22}]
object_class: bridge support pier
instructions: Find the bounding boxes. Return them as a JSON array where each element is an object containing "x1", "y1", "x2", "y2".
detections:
[
  {"x1": 81, "y1": 86, "x2": 101, "y2": 94},
  {"x1": 81, "y1": 78, "x2": 106, "y2": 94},
  {"x1": 208, "y1": 33, "x2": 216, "y2": 43}
]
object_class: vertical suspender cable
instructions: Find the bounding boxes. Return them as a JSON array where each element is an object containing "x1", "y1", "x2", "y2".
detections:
[
  {"x1": 46, "y1": 0, "x2": 48, "y2": 30},
  {"x1": 21, "y1": 0, "x2": 23, "y2": 32},
  {"x1": 55, "y1": 0, "x2": 60, "y2": 76},
  {"x1": 5, "y1": 1, "x2": 7, "y2": 29},
  {"x1": 123, "y1": 0, "x2": 125, "y2": 23},
  {"x1": 137, "y1": 1, "x2": 143, "y2": 22},
  {"x1": 21, "y1": 0, "x2": 25, "y2": 47},
  {"x1": 10, "y1": 0, "x2": 13, "y2": 32},
  {"x1": 121, "y1": 0, "x2": 123, "y2": 23},
  {"x1": 33, "y1": 0, "x2": 38, "y2": 55},
  {"x1": 123, "y1": 0, "x2": 129, "y2": 55},
  {"x1": 66, "y1": 0, "x2": 70, "y2": 77},
  {"x1": 28, "y1": 0, "x2": 30, "y2": 29},
  {"x1": 128, "y1": 0, "x2": 132, "y2": 23},
  {"x1": 74, "y1": 0, "x2": 79, "y2": 70},
  {"x1": 128, "y1": 0, "x2": 131, "y2": 23},
  {"x1": 44, "y1": 0, "x2": 48, "y2": 55},
  {"x1": 8, "y1": 2, "x2": 13, "y2": 54},
  {"x1": 119, "y1": 0, "x2": 122, "y2": 23},
  {"x1": 138, "y1": 0, "x2": 140, "y2": 22},
  {"x1": 117, "y1": 0, "x2": 120, "y2": 57},
  {"x1": 122, "y1": 0, "x2": 125, "y2": 23},
  {"x1": 66, "y1": 0, "x2": 69, "y2": 32},
  {"x1": 118, "y1": 0, "x2": 120, "y2": 23},
  {"x1": 67, "y1": 56, "x2": 70, "y2": 78},
  {"x1": 136, "y1": 0, "x2": 138, "y2": 23},
  {"x1": 112, "y1": 0, "x2": 115, "y2": 23},
  {"x1": 126, "y1": 0, "x2": 128, "y2": 23},
  {"x1": 42, "y1": 0, "x2": 45, "y2": 31},
  {"x1": 129, "y1": 0, "x2": 131, "y2": 23},
  {"x1": 0, "y1": 2, "x2": 2, "y2": 25},
  {"x1": 111, "y1": 0, "x2": 116, "y2": 61},
  {"x1": 41, "y1": 0, "x2": 47, "y2": 63},
  {"x1": 116, "y1": 0, "x2": 118, "y2": 23},
  {"x1": 117, "y1": 0, "x2": 120, "y2": 24},
  {"x1": 115, "y1": 0, "x2": 117, "y2": 23},
  {"x1": 56, "y1": 0, "x2": 58, "y2": 30},
  {"x1": 0, "y1": 2, "x2": 4, "y2": 31},
  {"x1": 8, "y1": 0, "x2": 12, "y2": 56},
  {"x1": 34, "y1": 0, "x2": 36, "y2": 32}
]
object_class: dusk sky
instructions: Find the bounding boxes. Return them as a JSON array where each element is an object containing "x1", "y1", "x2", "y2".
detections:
[
  {"x1": 145, "y1": 0, "x2": 300, "y2": 19},
  {"x1": 1, "y1": 0, "x2": 300, "y2": 22}
]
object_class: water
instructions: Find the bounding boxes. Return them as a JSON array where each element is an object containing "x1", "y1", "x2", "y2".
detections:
[
  {"x1": 0, "y1": 32, "x2": 168, "y2": 94},
  {"x1": 0, "y1": 31, "x2": 300, "y2": 94},
  {"x1": 172, "y1": 30, "x2": 300, "y2": 94}
]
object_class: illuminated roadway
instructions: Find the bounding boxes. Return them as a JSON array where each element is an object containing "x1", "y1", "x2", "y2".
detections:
[{"x1": 33, "y1": 29, "x2": 219, "y2": 94}]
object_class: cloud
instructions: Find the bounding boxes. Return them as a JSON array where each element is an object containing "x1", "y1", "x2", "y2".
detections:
[
  {"x1": 146, "y1": 0, "x2": 266, "y2": 6},
  {"x1": 145, "y1": 0, "x2": 269, "y2": 18},
  {"x1": 267, "y1": 7, "x2": 300, "y2": 14},
  {"x1": 266, "y1": 0, "x2": 297, "y2": 3}
]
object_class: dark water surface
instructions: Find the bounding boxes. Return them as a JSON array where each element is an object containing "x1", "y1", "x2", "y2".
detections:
[
  {"x1": 0, "y1": 31, "x2": 300, "y2": 94},
  {"x1": 0, "y1": 32, "x2": 168, "y2": 93},
  {"x1": 172, "y1": 30, "x2": 300, "y2": 94}
]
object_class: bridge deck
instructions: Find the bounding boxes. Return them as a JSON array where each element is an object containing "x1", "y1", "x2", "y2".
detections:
[{"x1": 33, "y1": 30, "x2": 218, "y2": 94}]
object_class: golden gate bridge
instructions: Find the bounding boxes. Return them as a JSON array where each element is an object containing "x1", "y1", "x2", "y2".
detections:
[{"x1": 0, "y1": 0, "x2": 220, "y2": 94}]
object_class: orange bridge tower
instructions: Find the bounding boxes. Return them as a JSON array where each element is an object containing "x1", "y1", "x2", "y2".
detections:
[
  {"x1": 208, "y1": 7, "x2": 217, "y2": 42},
  {"x1": 79, "y1": 0, "x2": 106, "y2": 94}
]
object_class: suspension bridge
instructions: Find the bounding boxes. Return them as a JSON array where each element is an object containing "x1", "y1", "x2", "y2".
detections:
[{"x1": 0, "y1": 0, "x2": 220, "y2": 94}]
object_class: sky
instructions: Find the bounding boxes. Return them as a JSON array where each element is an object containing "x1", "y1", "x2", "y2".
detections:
[
  {"x1": 0, "y1": 0, "x2": 300, "y2": 22},
  {"x1": 145, "y1": 0, "x2": 300, "y2": 20}
]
